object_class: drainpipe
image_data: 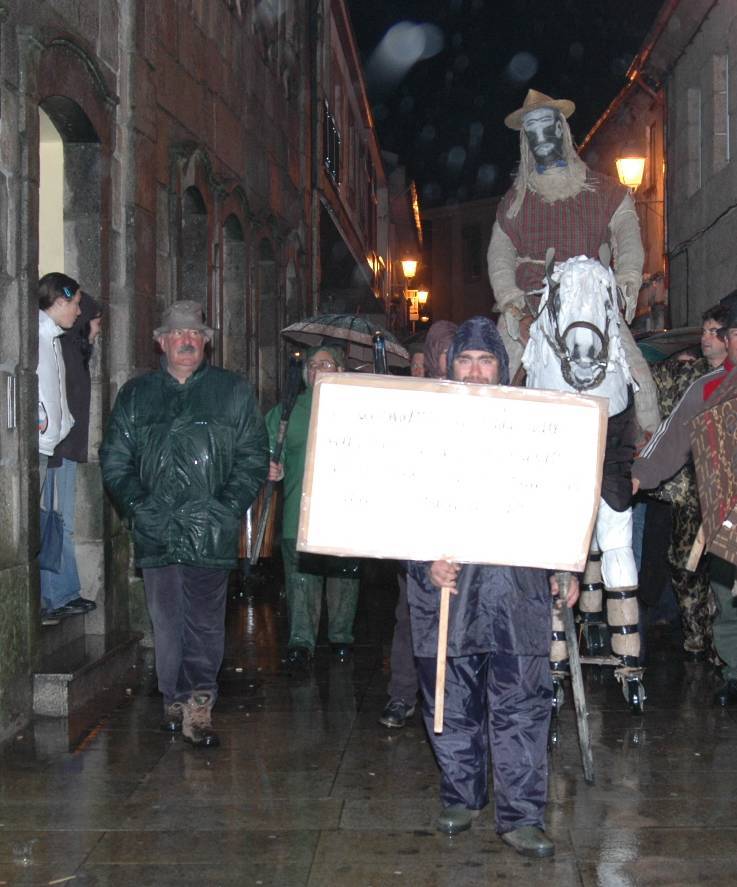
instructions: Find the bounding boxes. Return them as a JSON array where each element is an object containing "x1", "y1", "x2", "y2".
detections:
[{"x1": 309, "y1": 0, "x2": 323, "y2": 314}]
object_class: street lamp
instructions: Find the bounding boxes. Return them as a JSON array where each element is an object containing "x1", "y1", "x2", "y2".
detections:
[
  {"x1": 417, "y1": 289, "x2": 429, "y2": 306},
  {"x1": 615, "y1": 156, "x2": 646, "y2": 190},
  {"x1": 401, "y1": 257, "x2": 419, "y2": 332},
  {"x1": 401, "y1": 259, "x2": 418, "y2": 280}
]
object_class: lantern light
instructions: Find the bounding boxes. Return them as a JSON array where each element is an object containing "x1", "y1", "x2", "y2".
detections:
[{"x1": 615, "y1": 156, "x2": 646, "y2": 189}]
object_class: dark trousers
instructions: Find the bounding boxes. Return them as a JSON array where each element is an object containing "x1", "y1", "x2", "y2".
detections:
[
  {"x1": 387, "y1": 575, "x2": 419, "y2": 703},
  {"x1": 143, "y1": 564, "x2": 229, "y2": 704},
  {"x1": 416, "y1": 652, "x2": 551, "y2": 834}
]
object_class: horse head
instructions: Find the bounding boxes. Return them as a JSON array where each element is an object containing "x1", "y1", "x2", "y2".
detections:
[{"x1": 540, "y1": 254, "x2": 619, "y2": 392}]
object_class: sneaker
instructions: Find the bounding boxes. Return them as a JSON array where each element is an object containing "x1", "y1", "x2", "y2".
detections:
[
  {"x1": 56, "y1": 598, "x2": 95, "y2": 616},
  {"x1": 66, "y1": 596, "x2": 96, "y2": 612},
  {"x1": 161, "y1": 701, "x2": 185, "y2": 733},
  {"x1": 182, "y1": 692, "x2": 219, "y2": 748},
  {"x1": 378, "y1": 698, "x2": 416, "y2": 729},
  {"x1": 330, "y1": 643, "x2": 354, "y2": 661},
  {"x1": 713, "y1": 679, "x2": 737, "y2": 707},
  {"x1": 286, "y1": 646, "x2": 313, "y2": 673}
]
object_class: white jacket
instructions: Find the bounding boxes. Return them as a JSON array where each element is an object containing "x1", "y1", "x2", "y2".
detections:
[{"x1": 37, "y1": 311, "x2": 74, "y2": 455}]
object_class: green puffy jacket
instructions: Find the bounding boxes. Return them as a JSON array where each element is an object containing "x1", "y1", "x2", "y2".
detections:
[{"x1": 100, "y1": 361, "x2": 268, "y2": 569}]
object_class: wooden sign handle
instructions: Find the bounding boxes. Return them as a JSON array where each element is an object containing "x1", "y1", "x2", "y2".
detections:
[
  {"x1": 434, "y1": 586, "x2": 452, "y2": 733},
  {"x1": 686, "y1": 524, "x2": 706, "y2": 572}
]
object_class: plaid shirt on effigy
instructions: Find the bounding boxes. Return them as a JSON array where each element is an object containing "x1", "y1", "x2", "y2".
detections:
[{"x1": 497, "y1": 171, "x2": 626, "y2": 294}]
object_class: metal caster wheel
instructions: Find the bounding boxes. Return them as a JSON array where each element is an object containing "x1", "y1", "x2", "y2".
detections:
[
  {"x1": 581, "y1": 622, "x2": 609, "y2": 656},
  {"x1": 623, "y1": 678, "x2": 646, "y2": 714}
]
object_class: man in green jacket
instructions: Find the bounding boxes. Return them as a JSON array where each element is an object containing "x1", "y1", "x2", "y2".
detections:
[
  {"x1": 266, "y1": 344, "x2": 359, "y2": 671},
  {"x1": 100, "y1": 301, "x2": 268, "y2": 747}
]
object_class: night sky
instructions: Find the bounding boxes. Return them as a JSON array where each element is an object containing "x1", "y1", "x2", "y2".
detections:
[{"x1": 347, "y1": 0, "x2": 665, "y2": 207}]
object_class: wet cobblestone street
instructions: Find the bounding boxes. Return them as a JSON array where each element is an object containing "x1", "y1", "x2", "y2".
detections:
[{"x1": 2, "y1": 565, "x2": 737, "y2": 886}]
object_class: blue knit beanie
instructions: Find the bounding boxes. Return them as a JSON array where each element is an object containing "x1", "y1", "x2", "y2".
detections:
[{"x1": 446, "y1": 315, "x2": 510, "y2": 384}]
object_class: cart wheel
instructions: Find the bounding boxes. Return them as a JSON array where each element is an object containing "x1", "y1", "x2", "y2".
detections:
[
  {"x1": 624, "y1": 677, "x2": 646, "y2": 715},
  {"x1": 551, "y1": 676, "x2": 565, "y2": 716}
]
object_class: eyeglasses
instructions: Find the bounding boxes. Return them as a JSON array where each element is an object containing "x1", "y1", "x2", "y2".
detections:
[
  {"x1": 701, "y1": 327, "x2": 725, "y2": 337},
  {"x1": 308, "y1": 360, "x2": 337, "y2": 371}
]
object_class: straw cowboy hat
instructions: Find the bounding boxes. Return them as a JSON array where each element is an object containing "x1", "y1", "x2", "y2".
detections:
[{"x1": 504, "y1": 89, "x2": 576, "y2": 131}]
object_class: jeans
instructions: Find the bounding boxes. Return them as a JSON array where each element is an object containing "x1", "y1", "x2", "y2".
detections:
[
  {"x1": 40, "y1": 459, "x2": 81, "y2": 611},
  {"x1": 143, "y1": 564, "x2": 229, "y2": 704}
]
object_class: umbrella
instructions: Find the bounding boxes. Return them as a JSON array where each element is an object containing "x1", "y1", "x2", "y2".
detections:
[
  {"x1": 635, "y1": 327, "x2": 701, "y2": 364},
  {"x1": 281, "y1": 314, "x2": 409, "y2": 370}
]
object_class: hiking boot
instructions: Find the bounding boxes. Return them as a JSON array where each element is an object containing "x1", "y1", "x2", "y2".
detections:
[
  {"x1": 161, "y1": 701, "x2": 184, "y2": 733},
  {"x1": 500, "y1": 825, "x2": 555, "y2": 858},
  {"x1": 436, "y1": 805, "x2": 480, "y2": 835},
  {"x1": 182, "y1": 692, "x2": 219, "y2": 748},
  {"x1": 378, "y1": 698, "x2": 416, "y2": 729}
]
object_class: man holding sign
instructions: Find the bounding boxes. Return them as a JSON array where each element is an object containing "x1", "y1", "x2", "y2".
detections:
[{"x1": 407, "y1": 316, "x2": 579, "y2": 858}]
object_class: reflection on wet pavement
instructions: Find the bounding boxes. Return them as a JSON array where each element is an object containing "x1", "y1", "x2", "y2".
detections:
[{"x1": 1, "y1": 560, "x2": 737, "y2": 885}]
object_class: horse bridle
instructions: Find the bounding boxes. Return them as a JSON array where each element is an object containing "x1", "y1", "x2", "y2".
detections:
[{"x1": 541, "y1": 276, "x2": 612, "y2": 392}]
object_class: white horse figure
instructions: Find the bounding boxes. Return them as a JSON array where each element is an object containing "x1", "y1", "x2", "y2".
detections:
[{"x1": 522, "y1": 251, "x2": 645, "y2": 714}]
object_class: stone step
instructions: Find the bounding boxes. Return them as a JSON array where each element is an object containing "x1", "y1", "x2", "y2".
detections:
[
  {"x1": 39, "y1": 609, "x2": 88, "y2": 658},
  {"x1": 33, "y1": 632, "x2": 142, "y2": 718}
]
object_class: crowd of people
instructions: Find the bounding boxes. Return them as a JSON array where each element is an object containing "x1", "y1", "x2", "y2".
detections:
[
  {"x1": 37, "y1": 282, "x2": 737, "y2": 861},
  {"x1": 34, "y1": 89, "x2": 737, "y2": 863}
]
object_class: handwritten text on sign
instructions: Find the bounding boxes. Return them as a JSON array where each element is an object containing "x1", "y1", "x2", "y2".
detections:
[{"x1": 298, "y1": 375, "x2": 607, "y2": 572}]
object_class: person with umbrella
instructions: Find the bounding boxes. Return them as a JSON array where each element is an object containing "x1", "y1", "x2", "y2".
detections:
[
  {"x1": 633, "y1": 301, "x2": 737, "y2": 705},
  {"x1": 266, "y1": 344, "x2": 360, "y2": 671}
]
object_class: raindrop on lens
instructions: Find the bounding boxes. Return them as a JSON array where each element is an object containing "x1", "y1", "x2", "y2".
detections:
[{"x1": 506, "y1": 51, "x2": 539, "y2": 83}]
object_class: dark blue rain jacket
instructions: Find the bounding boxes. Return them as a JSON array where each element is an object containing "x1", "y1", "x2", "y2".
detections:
[{"x1": 407, "y1": 561, "x2": 551, "y2": 658}]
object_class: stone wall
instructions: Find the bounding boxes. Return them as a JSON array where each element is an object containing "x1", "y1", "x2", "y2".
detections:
[
  {"x1": 667, "y1": 4, "x2": 737, "y2": 323},
  {"x1": 0, "y1": 0, "x2": 313, "y2": 741}
]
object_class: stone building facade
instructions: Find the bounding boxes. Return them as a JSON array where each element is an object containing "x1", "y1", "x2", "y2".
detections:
[
  {"x1": 581, "y1": 0, "x2": 737, "y2": 327},
  {"x1": 0, "y1": 0, "x2": 397, "y2": 742},
  {"x1": 420, "y1": 197, "x2": 499, "y2": 324}
]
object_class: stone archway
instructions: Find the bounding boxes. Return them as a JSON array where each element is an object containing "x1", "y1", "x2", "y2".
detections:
[
  {"x1": 257, "y1": 238, "x2": 280, "y2": 409},
  {"x1": 181, "y1": 186, "x2": 209, "y2": 313},
  {"x1": 222, "y1": 214, "x2": 247, "y2": 376},
  {"x1": 38, "y1": 98, "x2": 102, "y2": 290}
]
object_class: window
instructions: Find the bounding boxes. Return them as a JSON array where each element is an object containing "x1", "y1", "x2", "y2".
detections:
[
  {"x1": 713, "y1": 54, "x2": 730, "y2": 172},
  {"x1": 686, "y1": 87, "x2": 701, "y2": 196},
  {"x1": 323, "y1": 102, "x2": 341, "y2": 184},
  {"x1": 462, "y1": 224, "x2": 482, "y2": 281}
]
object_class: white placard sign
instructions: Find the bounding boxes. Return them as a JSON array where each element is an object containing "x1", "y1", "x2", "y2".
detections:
[{"x1": 298, "y1": 374, "x2": 607, "y2": 572}]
